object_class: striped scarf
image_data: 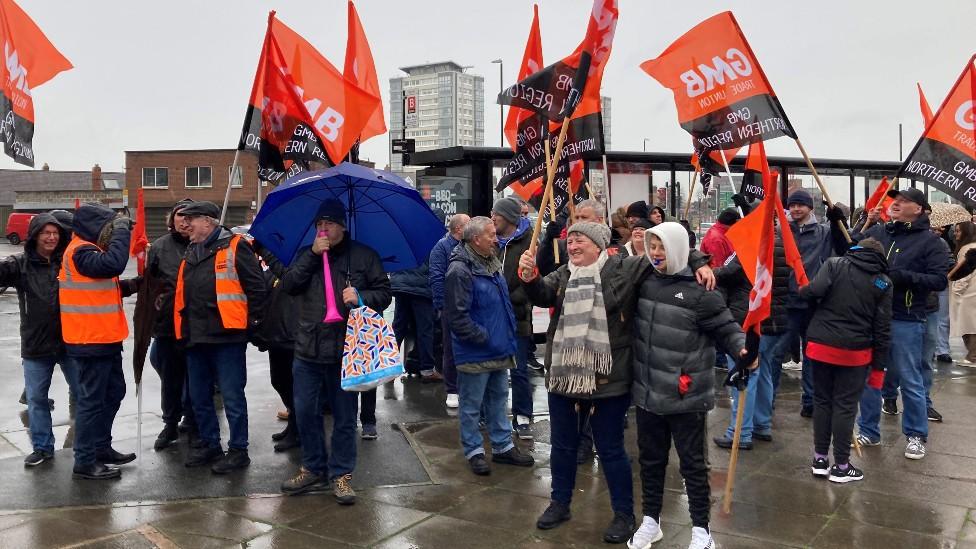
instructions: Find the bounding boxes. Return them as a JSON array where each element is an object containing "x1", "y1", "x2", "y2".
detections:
[{"x1": 549, "y1": 252, "x2": 612, "y2": 395}]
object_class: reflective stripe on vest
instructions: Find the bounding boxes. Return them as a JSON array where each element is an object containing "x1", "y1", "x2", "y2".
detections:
[
  {"x1": 174, "y1": 235, "x2": 248, "y2": 340},
  {"x1": 58, "y1": 236, "x2": 128, "y2": 344}
]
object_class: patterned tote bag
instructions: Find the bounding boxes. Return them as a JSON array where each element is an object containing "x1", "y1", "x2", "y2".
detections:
[{"x1": 341, "y1": 298, "x2": 404, "y2": 391}]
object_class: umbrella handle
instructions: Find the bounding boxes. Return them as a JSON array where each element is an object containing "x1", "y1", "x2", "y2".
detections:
[{"x1": 321, "y1": 232, "x2": 344, "y2": 323}]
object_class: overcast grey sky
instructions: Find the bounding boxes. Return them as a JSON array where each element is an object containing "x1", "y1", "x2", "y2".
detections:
[{"x1": 16, "y1": 0, "x2": 976, "y2": 174}]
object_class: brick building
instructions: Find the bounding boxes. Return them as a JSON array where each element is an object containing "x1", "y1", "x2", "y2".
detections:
[
  {"x1": 125, "y1": 149, "x2": 264, "y2": 239},
  {"x1": 0, "y1": 164, "x2": 124, "y2": 234}
]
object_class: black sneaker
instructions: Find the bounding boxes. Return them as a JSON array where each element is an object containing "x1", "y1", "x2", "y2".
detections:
[
  {"x1": 271, "y1": 424, "x2": 290, "y2": 442},
  {"x1": 811, "y1": 457, "x2": 829, "y2": 478},
  {"x1": 935, "y1": 354, "x2": 953, "y2": 363},
  {"x1": 273, "y1": 429, "x2": 300, "y2": 452},
  {"x1": 753, "y1": 432, "x2": 773, "y2": 442},
  {"x1": 602, "y1": 512, "x2": 636, "y2": 544},
  {"x1": 800, "y1": 405, "x2": 814, "y2": 418},
  {"x1": 828, "y1": 463, "x2": 864, "y2": 483},
  {"x1": 72, "y1": 463, "x2": 121, "y2": 480},
  {"x1": 211, "y1": 448, "x2": 250, "y2": 474},
  {"x1": 24, "y1": 450, "x2": 53, "y2": 467},
  {"x1": 492, "y1": 446, "x2": 534, "y2": 467},
  {"x1": 184, "y1": 446, "x2": 224, "y2": 467},
  {"x1": 536, "y1": 501, "x2": 571, "y2": 530},
  {"x1": 154, "y1": 424, "x2": 180, "y2": 451},
  {"x1": 713, "y1": 435, "x2": 753, "y2": 450},
  {"x1": 927, "y1": 407, "x2": 943, "y2": 422},
  {"x1": 95, "y1": 447, "x2": 136, "y2": 465},
  {"x1": 468, "y1": 454, "x2": 490, "y2": 476},
  {"x1": 882, "y1": 398, "x2": 899, "y2": 416},
  {"x1": 281, "y1": 467, "x2": 329, "y2": 496}
]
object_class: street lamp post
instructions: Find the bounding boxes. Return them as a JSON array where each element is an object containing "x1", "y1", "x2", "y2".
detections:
[
  {"x1": 491, "y1": 59, "x2": 504, "y2": 147},
  {"x1": 643, "y1": 138, "x2": 651, "y2": 152}
]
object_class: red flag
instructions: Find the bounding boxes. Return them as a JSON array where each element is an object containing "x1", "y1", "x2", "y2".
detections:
[
  {"x1": 641, "y1": 12, "x2": 796, "y2": 153},
  {"x1": 864, "y1": 176, "x2": 893, "y2": 222},
  {"x1": 917, "y1": 83, "x2": 934, "y2": 128},
  {"x1": 344, "y1": 1, "x2": 385, "y2": 143},
  {"x1": 0, "y1": 0, "x2": 72, "y2": 166},
  {"x1": 129, "y1": 188, "x2": 149, "y2": 276},
  {"x1": 505, "y1": 4, "x2": 543, "y2": 151},
  {"x1": 569, "y1": 159, "x2": 585, "y2": 194},
  {"x1": 898, "y1": 55, "x2": 976, "y2": 209},
  {"x1": 239, "y1": 12, "x2": 381, "y2": 181},
  {"x1": 726, "y1": 140, "x2": 806, "y2": 333},
  {"x1": 565, "y1": 0, "x2": 618, "y2": 121},
  {"x1": 73, "y1": 197, "x2": 80, "y2": 209}
]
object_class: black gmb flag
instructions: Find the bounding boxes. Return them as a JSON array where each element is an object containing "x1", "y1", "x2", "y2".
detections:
[{"x1": 898, "y1": 55, "x2": 976, "y2": 208}]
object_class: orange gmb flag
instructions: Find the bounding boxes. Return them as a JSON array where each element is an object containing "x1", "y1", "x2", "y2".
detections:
[
  {"x1": 864, "y1": 176, "x2": 893, "y2": 223},
  {"x1": 565, "y1": 0, "x2": 618, "y2": 121},
  {"x1": 917, "y1": 83, "x2": 934, "y2": 128},
  {"x1": 129, "y1": 188, "x2": 149, "y2": 275},
  {"x1": 0, "y1": 0, "x2": 72, "y2": 166},
  {"x1": 640, "y1": 11, "x2": 795, "y2": 153},
  {"x1": 505, "y1": 4, "x2": 544, "y2": 151},
  {"x1": 899, "y1": 55, "x2": 976, "y2": 208},
  {"x1": 239, "y1": 12, "x2": 381, "y2": 182},
  {"x1": 344, "y1": 1, "x2": 385, "y2": 143}
]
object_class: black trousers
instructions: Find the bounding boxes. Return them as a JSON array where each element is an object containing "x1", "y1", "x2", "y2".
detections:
[
  {"x1": 636, "y1": 408, "x2": 710, "y2": 528},
  {"x1": 268, "y1": 347, "x2": 295, "y2": 412},
  {"x1": 811, "y1": 359, "x2": 866, "y2": 465},
  {"x1": 150, "y1": 337, "x2": 194, "y2": 428}
]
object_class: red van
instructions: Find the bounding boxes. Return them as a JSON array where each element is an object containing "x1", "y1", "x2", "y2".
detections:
[{"x1": 6, "y1": 212, "x2": 36, "y2": 245}]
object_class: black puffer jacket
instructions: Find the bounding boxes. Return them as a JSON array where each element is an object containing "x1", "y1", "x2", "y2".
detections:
[
  {"x1": 390, "y1": 263, "x2": 432, "y2": 299},
  {"x1": 632, "y1": 269, "x2": 745, "y2": 415},
  {"x1": 499, "y1": 221, "x2": 534, "y2": 337},
  {"x1": 250, "y1": 245, "x2": 299, "y2": 351},
  {"x1": 524, "y1": 254, "x2": 649, "y2": 399},
  {"x1": 146, "y1": 230, "x2": 189, "y2": 338},
  {"x1": 176, "y1": 227, "x2": 266, "y2": 346},
  {"x1": 281, "y1": 237, "x2": 391, "y2": 364},
  {"x1": 0, "y1": 214, "x2": 68, "y2": 358},
  {"x1": 800, "y1": 246, "x2": 892, "y2": 371},
  {"x1": 856, "y1": 215, "x2": 950, "y2": 322},
  {"x1": 713, "y1": 230, "x2": 790, "y2": 335}
]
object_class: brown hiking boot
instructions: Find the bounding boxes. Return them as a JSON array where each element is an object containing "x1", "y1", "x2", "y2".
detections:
[
  {"x1": 332, "y1": 473, "x2": 356, "y2": 505},
  {"x1": 281, "y1": 467, "x2": 329, "y2": 496}
]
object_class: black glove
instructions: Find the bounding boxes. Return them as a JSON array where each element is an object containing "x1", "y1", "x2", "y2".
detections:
[
  {"x1": 724, "y1": 331, "x2": 760, "y2": 391},
  {"x1": 544, "y1": 215, "x2": 566, "y2": 239},
  {"x1": 112, "y1": 217, "x2": 134, "y2": 231},
  {"x1": 887, "y1": 269, "x2": 910, "y2": 287},
  {"x1": 825, "y1": 205, "x2": 847, "y2": 223},
  {"x1": 731, "y1": 194, "x2": 751, "y2": 216}
]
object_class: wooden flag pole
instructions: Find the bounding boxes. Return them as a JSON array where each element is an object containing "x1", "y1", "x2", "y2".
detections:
[
  {"x1": 220, "y1": 149, "x2": 242, "y2": 226},
  {"x1": 722, "y1": 384, "x2": 749, "y2": 515},
  {"x1": 525, "y1": 120, "x2": 572, "y2": 277},
  {"x1": 852, "y1": 428, "x2": 862, "y2": 458},
  {"x1": 795, "y1": 139, "x2": 852, "y2": 244},
  {"x1": 544, "y1": 135, "x2": 561, "y2": 264},
  {"x1": 683, "y1": 170, "x2": 699, "y2": 221}
]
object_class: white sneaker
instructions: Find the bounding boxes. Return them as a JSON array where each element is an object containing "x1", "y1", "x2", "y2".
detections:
[
  {"x1": 905, "y1": 436, "x2": 926, "y2": 460},
  {"x1": 688, "y1": 526, "x2": 716, "y2": 549},
  {"x1": 627, "y1": 516, "x2": 663, "y2": 549},
  {"x1": 445, "y1": 393, "x2": 459, "y2": 409}
]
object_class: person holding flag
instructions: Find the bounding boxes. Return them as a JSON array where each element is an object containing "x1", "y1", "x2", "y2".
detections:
[
  {"x1": 630, "y1": 222, "x2": 746, "y2": 549},
  {"x1": 798, "y1": 238, "x2": 892, "y2": 483},
  {"x1": 853, "y1": 188, "x2": 950, "y2": 459}
]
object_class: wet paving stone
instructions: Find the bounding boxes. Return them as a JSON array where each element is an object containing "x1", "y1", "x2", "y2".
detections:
[
  {"x1": 811, "y1": 517, "x2": 956, "y2": 549},
  {"x1": 728, "y1": 472, "x2": 848, "y2": 515},
  {"x1": 837, "y1": 489, "x2": 970, "y2": 538},
  {"x1": 710, "y1": 499, "x2": 827, "y2": 546},
  {"x1": 285, "y1": 498, "x2": 429, "y2": 546},
  {"x1": 73, "y1": 531, "x2": 159, "y2": 549},
  {"x1": 441, "y1": 486, "x2": 551, "y2": 532},
  {"x1": 150, "y1": 505, "x2": 273, "y2": 548},
  {"x1": 51, "y1": 502, "x2": 194, "y2": 534},
  {"x1": 243, "y1": 527, "x2": 357, "y2": 548},
  {"x1": 0, "y1": 515, "x2": 113, "y2": 549},
  {"x1": 361, "y1": 482, "x2": 486, "y2": 513},
  {"x1": 374, "y1": 515, "x2": 526, "y2": 549}
]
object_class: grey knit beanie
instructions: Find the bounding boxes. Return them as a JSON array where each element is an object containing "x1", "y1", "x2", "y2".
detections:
[{"x1": 567, "y1": 222, "x2": 611, "y2": 251}]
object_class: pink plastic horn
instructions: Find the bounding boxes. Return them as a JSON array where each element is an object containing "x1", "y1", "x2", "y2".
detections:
[{"x1": 320, "y1": 230, "x2": 344, "y2": 323}]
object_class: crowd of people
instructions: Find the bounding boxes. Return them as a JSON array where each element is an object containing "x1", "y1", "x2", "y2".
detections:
[{"x1": 5, "y1": 185, "x2": 976, "y2": 548}]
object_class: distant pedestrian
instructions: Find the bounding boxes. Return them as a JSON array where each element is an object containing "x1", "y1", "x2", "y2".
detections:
[
  {"x1": 950, "y1": 221, "x2": 976, "y2": 364},
  {"x1": 800, "y1": 239, "x2": 892, "y2": 483},
  {"x1": 444, "y1": 216, "x2": 533, "y2": 476},
  {"x1": 700, "y1": 208, "x2": 740, "y2": 267},
  {"x1": 429, "y1": 214, "x2": 470, "y2": 408}
]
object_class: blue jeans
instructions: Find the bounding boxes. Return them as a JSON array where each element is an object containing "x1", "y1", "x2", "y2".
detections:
[
  {"x1": 511, "y1": 336, "x2": 534, "y2": 421},
  {"x1": 186, "y1": 343, "x2": 248, "y2": 450},
  {"x1": 935, "y1": 289, "x2": 951, "y2": 356},
  {"x1": 73, "y1": 354, "x2": 126, "y2": 466},
  {"x1": 787, "y1": 308, "x2": 815, "y2": 408},
  {"x1": 880, "y1": 315, "x2": 935, "y2": 410},
  {"x1": 292, "y1": 358, "x2": 358, "y2": 478},
  {"x1": 24, "y1": 356, "x2": 78, "y2": 454},
  {"x1": 548, "y1": 392, "x2": 633, "y2": 516},
  {"x1": 458, "y1": 369, "x2": 514, "y2": 459},
  {"x1": 859, "y1": 320, "x2": 928, "y2": 442},
  {"x1": 725, "y1": 355, "x2": 759, "y2": 443},
  {"x1": 753, "y1": 333, "x2": 787, "y2": 435}
]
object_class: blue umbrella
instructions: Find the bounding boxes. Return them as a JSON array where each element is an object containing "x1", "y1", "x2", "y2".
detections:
[{"x1": 249, "y1": 162, "x2": 445, "y2": 271}]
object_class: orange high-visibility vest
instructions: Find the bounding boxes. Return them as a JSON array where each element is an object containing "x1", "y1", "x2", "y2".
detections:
[
  {"x1": 58, "y1": 236, "x2": 129, "y2": 344},
  {"x1": 174, "y1": 235, "x2": 248, "y2": 340}
]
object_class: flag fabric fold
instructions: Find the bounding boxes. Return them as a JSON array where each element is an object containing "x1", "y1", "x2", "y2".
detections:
[
  {"x1": 917, "y1": 83, "x2": 934, "y2": 128},
  {"x1": 129, "y1": 188, "x2": 149, "y2": 276},
  {"x1": 0, "y1": 0, "x2": 72, "y2": 166},
  {"x1": 864, "y1": 176, "x2": 893, "y2": 223},
  {"x1": 344, "y1": 0, "x2": 385, "y2": 143}
]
